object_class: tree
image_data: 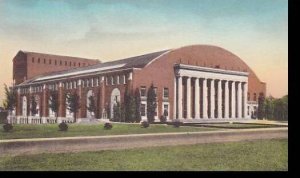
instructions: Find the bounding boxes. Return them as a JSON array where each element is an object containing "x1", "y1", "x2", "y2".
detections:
[
  {"x1": 264, "y1": 96, "x2": 274, "y2": 119},
  {"x1": 112, "y1": 101, "x2": 121, "y2": 122},
  {"x1": 124, "y1": 87, "x2": 136, "y2": 122},
  {"x1": 30, "y1": 95, "x2": 38, "y2": 116},
  {"x1": 87, "y1": 95, "x2": 96, "y2": 118},
  {"x1": 49, "y1": 92, "x2": 59, "y2": 118},
  {"x1": 134, "y1": 88, "x2": 141, "y2": 122},
  {"x1": 257, "y1": 92, "x2": 265, "y2": 120},
  {"x1": 282, "y1": 95, "x2": 288, "y2": 120},
  {"x1": 147, "y1": 83, "x2": 157, "y2": 123},
  {"x1": 263, "y1": 95, "x2": 288, "y2": 121},
  {"x1": 66, "y1": 92, "x2": 80, "y2": 122},
  {"x1": 3, "y1": 84, "x2": 16, "y2": 114}
]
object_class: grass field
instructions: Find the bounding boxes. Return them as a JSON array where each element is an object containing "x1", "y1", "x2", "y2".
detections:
[
  {"x1": 0, "y1": 139, "x2": 288, "y2": 171},
  {"x1": 0, "y1": 123, "x2": 219, "y2": 140}
]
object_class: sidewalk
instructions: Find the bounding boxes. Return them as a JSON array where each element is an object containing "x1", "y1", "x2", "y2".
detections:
[{"x1": 0, "y1": 127, "x2": 288, "y2": 156}]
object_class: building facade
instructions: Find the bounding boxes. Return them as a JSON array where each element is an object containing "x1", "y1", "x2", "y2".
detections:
[{"x1": 10, "y1": 45, "x2": 266, "y2": 124}]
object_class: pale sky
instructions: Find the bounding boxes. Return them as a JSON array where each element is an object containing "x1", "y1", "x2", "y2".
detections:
[{"x1": 0, "y1": 0, "x2": 288, "y2": 106}]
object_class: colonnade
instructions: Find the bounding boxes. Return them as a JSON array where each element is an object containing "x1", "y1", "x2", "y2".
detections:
[{"x1": 174, "y1": 76, "x2": 248, "y2": 120}]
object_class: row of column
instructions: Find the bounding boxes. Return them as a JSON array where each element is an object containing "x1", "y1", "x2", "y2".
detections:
[{"x1": 173, "y1": 76, "x2": 248, "y2": 120}]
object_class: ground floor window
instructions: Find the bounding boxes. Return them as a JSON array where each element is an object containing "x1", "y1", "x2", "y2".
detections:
[
  {"x1": 141, "y1": 104, "x2": 146, "y2": 116},
  {"x1": 163, "y1": 104, "x2": 169, "y2": 116}
]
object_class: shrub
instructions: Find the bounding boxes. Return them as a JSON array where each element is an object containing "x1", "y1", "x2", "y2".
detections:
[
  {"x1": 104, "y1": 122, "x2": 113, "y2": 130},
  {"x1": 173, "y1": 120, "x2": 182, "y2": 128},
  {"x1": 160, "y1": 115, "x2": 167, "y2": 123},
  {"x1": 58, "y1": 122, "x2": 68, "y2": 131},
  {"x1": 3, "y1": 123, "x2": 13, "y2": 132},
  {"x1": 141, "y1": 121, "x2": 149, "y2": 128}
]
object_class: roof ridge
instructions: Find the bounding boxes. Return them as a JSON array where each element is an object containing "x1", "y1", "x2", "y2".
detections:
[{"x1": 20, "y1": 50, "x2": 99, "y2": 61}]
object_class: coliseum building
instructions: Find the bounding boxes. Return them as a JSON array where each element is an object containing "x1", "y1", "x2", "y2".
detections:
[{"x1": 9, "y1": 45, "x2": 266, "y2": 124}]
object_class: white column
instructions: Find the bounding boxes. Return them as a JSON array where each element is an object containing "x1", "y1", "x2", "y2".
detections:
[
  {"x1": 173, "y1": 76, "x2": 177, "y2": 120},
  {"x1": 217, "y1": 80, "x2": 222, "y2": 119},
  {"x1": 210, "y1": 79, "x2": 215, "y2": 118},
  {"x1": 243, "y1": 82, "x2": 248, "y2": 118},
  {"x1": 237, "y1": 82, "x2": 242, "y2": 118},
  {"x1": 195, "y1": 78, "x2": 200, "y2": 119},
  {"x1": 224, "y1": 80, "x2": 229, "y2": 118},
  {"x1": 178, "y1": 76, "x2": 183, "y2": 120},
  {"x1": 186, "y1": 77, "x2": 191, "y2": 119},
  {"x1": 231, "y1": 81, "x2": 236, "y2": 118},
  {"x1": 202, "y1": 79, "x2": 208, "y2": 119}
]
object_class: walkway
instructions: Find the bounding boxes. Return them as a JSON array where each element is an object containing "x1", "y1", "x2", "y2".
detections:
[{"x1": 0, "y1": 127, "x2": 288, "y2": 156}]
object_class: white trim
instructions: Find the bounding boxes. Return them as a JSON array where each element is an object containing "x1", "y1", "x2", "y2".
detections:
[
  {"x1": 144, "y1": 50, "x2": 171, "y2": 67},
  {"x1": 35, "y1": 64, "x2": 126, "y2": 81},
  {"x1": 175, "y1": 64, "x2": 249, "y2": 77},
  {"x1": 17, "y1": 68, "x2": 133, "y2": 87}
]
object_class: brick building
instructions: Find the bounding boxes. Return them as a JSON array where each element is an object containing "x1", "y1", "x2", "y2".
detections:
[{"x1": 10, "y1": 45, "x2": 266, "y2": 124}]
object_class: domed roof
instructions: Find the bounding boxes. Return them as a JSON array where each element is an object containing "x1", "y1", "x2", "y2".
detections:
[{"x1": 151, "y1": 44, "x2": 263, "y2": 84}]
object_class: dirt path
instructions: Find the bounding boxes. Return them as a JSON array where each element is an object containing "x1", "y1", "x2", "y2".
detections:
[{"x1": 0, "y1": 127, "x2": 288, "y2": 156}]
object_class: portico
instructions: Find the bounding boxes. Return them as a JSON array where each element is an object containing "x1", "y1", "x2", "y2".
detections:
[{"x1": 174, "y1": 64, "x2": 249, "y2": 121}]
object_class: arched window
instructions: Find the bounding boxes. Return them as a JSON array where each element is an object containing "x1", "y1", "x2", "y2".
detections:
[{"x1": 253, "y1": 93, "x2": 257, "y2": 101}]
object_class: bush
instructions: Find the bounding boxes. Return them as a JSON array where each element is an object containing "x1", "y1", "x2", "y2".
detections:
[
  {"x1": 160, "y1": 115, "x2": 167, "y2": 123},
  {"x1": 173, "y1": 120, "x2": 182, "y2": 128},
  {"x1": 0, "y1": 111, "x2": 8, "y2": 124},
  {"x1": 3, "y1": 123, "x2": 13, "y2": 132},
  {"x1": 104, "y1": 122, "x2": 113, "y2": 130},
  {"x1": 141, "y1": 121, "x2": 149, "y2": 128},
  {"x1": 58, "y1": 122, "x2": 68, "y2": 131}
]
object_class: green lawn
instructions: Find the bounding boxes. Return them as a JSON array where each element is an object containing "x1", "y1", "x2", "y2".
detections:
[
  {"x1": 0, "y1": 123, "x2": 219, "y2": 140},
  {"x1": 0, "y1": 139, "x2": 288, "y2": 171}
]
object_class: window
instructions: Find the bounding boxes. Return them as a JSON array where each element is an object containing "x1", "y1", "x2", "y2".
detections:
[
  {"x1": 163, "y1": 104, "x2": 169, "y2": 116},
  {"x1": 141, "y1": 104, "x2": 146, "y2": 116},
  {"x1": 78, "y1": 63, "x2": 81, "y2": 67},
  {"x1": 253, "y1": 93, "x2": 257, "y2": 101},
  {"x1": 110, "y1": 76, "x2": 114, "y2": 85},
  {"x1": 65, "y1": 61, "x2": 67, "y2": 66},
  {"x1": 74, "y1": 81, "x2": 77, "y2": 89},
  {"x1": 44, "y1": 58, "x2": 46, "y2": 64},
  {"x1": 90, "y1": 78, "x2": 94, "y2": 87},
  {"x1": 86, "y1": 79, "x2": 89, "y2": 87},
  {"x1": 113, "y1": 75, "x2": 118, "y2": 85},
  {"x1": 60, "y1": 60, "x2": 62, "y2": 65},
  {"x1": 49, "y1": 59, "x2": 51, "y2": 64},
  {"x1": 69, "y1": 61, "x2": 71, "y2": 66},
  {"x1": 32, "y1": 57, "x2": 34, "y2": 63},
  {"x1": 119, "y1": 75, "x2": 125, "y2": 84},
  {"x1": 140, "y1": 86, "x2": 146, "y2": 97},
  {"x1": 247, "y1": 92, "x2": 250, "y2": 101},
  {"x1": 55, "y1": 60, "x2": 57, "y2": 65},
  {"x1": 38, "y1": 58, "x2": 40, "y2": 63},
  {"x1": 163, "y1": 88, "x2": 169, "y2": 98},
  {"x1": 96, "y1": 78, "x2": 99, "y2": 86}
]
